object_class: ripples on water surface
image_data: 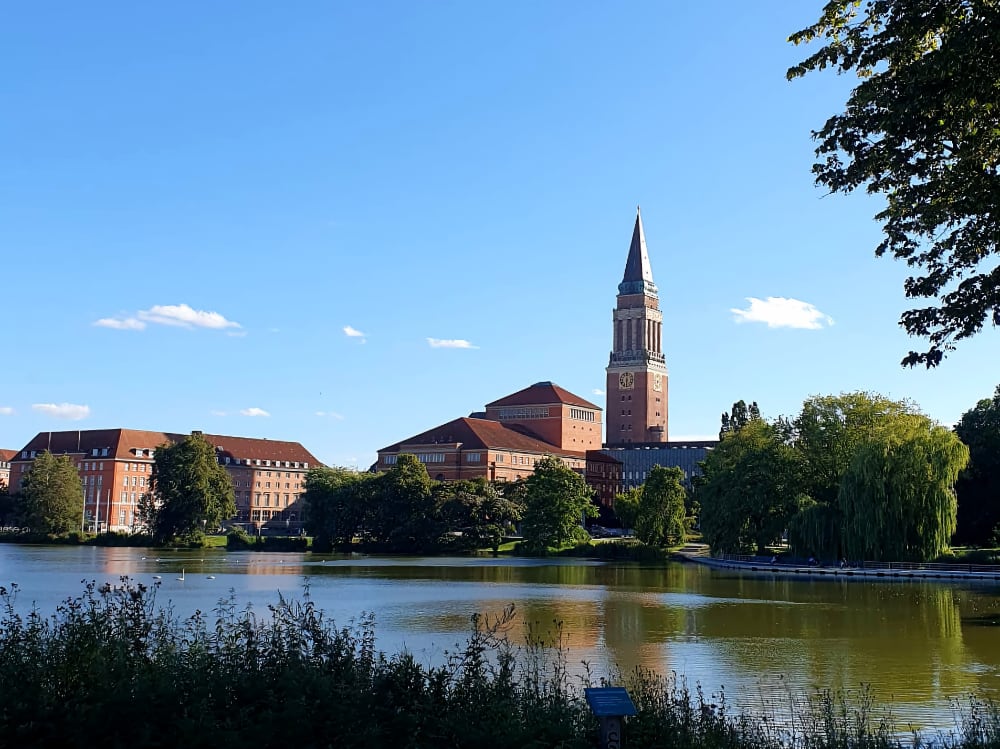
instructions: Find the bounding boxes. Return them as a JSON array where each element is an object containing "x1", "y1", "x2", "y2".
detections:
[{"x1": 2, "y1": 544, "x2": 1000, "y2": 732}]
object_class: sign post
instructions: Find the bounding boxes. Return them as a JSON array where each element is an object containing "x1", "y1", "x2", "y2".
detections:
[{"x1": 584, "y1": 687, "x2": 637, "y2": 749}]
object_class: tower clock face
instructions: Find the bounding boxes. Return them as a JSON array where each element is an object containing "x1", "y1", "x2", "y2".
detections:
[
  {"x1": 652, "y1": 373, "x2": 662, "y2": 392},
  {"x1": 618, "y1": 371, "x2": 634, "y2": 390}
]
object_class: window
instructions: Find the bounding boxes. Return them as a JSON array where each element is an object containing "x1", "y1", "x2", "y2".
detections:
[
  {"x1": 264, "y1": 493, "x2": 271, "y2": 507},
  {"x1": 284, "y1": 494, "x2": 290, "y2": 505},
  {"x1": 416, "y1": 453, "x2": 445, "y2": 463},
  {"x1": 383, "y1": 455, "x2": 397, "y2": 465},
  {"x1": 123, "y1": 476, "x2": 129, "y2": 487},
  {"x1": 121, "y1": 492, "x2": 127, "y2": 503},
  {"x1": 569, "y1": 408, "x2": 595, "y2": 422},
  {"x1": 99, "y1": 462, "x2": 103, "y2": 471},
  {"x1": 266, "y1": 482, "x2": 271, "y2": 488},
  {"x1": 466, "y1": 453, "x2": 481, "y2": 463},
  {"x1": 267, "y1": 471, "x2": 272, "y2": 477},
  {"x1": 255, "y1": 493, "x2": 261, "y2": 503},
  {"x1": 495, "y1": 406, "x2": 549, "y2": 420}
]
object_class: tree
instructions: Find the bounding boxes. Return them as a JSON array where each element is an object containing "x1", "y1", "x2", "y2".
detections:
[
  {"x1": 788, "y1": 2, "x2": 1000, "y2": 367},
  {"x1": 149, "y1": 433, "x2": 235, "y2": 543},
  {"x1": 613, "y1": 487, "x2": 641, "y2": 532},
  {"x1": 18, "y1": 451, "x2": 84, "y2": 534},
  {"x1": 302, "y1": 466, "x2": 374, "y2": 548},
  {"x1": 794, "y1": 393, "x2": 917, "y2": 507},
  {"x1": 698, "y1": 419, "x2": 806, "y2": 554},
  {"x1": 632, "y1": 465, "x2": 688, "y2": 547},
  {"x1": 370, "y1": 454, "x2": 440, "y2": 552},
  {"x1": 436, "y1": 478, "x2": 523, "y2": 552},
  {"x1": 786, "y1": 392, "x2": 968, "y2": 561},
  {"x1": 839, "y1": 416, "x2": 968, "y2": 561},
  {"x1": 520, "y1": 455, "x2": 597, "y2": 553},
  {"x1": 720, "y1": 399, "x2": 761, "y2": 438},
  {"x1": 953, "y1": 385, "x2": 1000, "y2": 544}
]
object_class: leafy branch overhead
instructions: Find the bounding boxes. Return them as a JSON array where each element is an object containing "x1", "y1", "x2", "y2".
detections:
[{"x1": 789, "y1": 0, "x2": 1000, "y2": 366}]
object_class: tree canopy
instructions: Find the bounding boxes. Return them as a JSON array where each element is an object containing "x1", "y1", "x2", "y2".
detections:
[
  {"x1": 148, "y1": 433, "x2": 235, "y2": 543},
  {"x1": 632, "y1": 466, "x2": 688, "y2": 547},
  {"x1": 18, "y1": 450, "x2": 83, "y2": 534},
  {"x1": 698, "y1": 419, "x2": 806, "y2": 554},
  {"x1": 788, "y1": 1, "x2": 1000, "y2": 367},
  {"x1": 954, "y1": 385, "x2": 1000, "y2": 544},
  {"x1": 786, "y1": 393, "x2": 967, "y2": 561},
  {"x1": 520, "y1": 455, "x2": 597, "y2": 553}
]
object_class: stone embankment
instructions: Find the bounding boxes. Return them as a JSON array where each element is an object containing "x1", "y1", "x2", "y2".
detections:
[{"x1": 676, "y1": 545, "x2": 1000, "y2": 581}]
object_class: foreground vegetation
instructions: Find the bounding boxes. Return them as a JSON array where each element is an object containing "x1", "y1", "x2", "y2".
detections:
[{"x1": 1, "y1": 579, "x2": 999, "y2": 749}]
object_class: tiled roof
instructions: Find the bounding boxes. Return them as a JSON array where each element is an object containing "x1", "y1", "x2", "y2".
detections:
[
  {"x1": 485, "y1": 381, "x2": 600, "y2": 410},
  {"x1": 12, "y1": 429, "x2": 320, "y2": 466},
  {"x1": 380, "y1": 417, "x2": 585, "y2": 458}
]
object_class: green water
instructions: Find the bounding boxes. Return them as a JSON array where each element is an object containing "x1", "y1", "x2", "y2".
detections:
[{"x1": 2, "y1": 544, "x2": 998, "y2": 731}]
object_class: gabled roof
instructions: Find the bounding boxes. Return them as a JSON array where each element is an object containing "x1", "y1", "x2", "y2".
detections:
[
  {"x1": 380, "y1": 417, "x2": 585, "y2": 458},
  {"x1": 12, "y1": 429, "x2": 320, "y2": 466},
  {"x1": 0, "y1": 449, "x2": 16, "y2": 462},
  {"x1": 618, "y1": 206, "x2": 658, "y2": 297},
  {"x1": 485, "y1": 381, "x2": 600, "y2": 410}
]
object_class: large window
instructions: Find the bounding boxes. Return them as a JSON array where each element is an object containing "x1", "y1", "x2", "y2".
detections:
[
  {"x1": 416, "y1": 453, "x2": 445, "y2": 464},
  {"x1": 569, "y1": 408, "x2": 595, "y2": 422}
]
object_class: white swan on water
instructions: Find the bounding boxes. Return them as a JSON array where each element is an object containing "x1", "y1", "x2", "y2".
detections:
[{"x1": 176, "y1": 569, "x2": 185, "y2": 581}]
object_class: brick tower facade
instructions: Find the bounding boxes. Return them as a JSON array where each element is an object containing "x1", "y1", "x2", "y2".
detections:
[{"x1": 605, "y1": 208, "x2": 668, "y2": 444}]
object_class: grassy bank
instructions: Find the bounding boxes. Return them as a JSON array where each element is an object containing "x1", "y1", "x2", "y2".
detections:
[{"x1": 1, "y1": 579, "x2": 998, "y2": 749}]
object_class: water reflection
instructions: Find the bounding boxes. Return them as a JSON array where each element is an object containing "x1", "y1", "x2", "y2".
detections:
[{"x1": 2, "y1": 544, "x2": 1000, "y2": 730}]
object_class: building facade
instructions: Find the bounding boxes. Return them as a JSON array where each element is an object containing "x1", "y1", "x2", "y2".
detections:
[
  {"x1": 0, "y1": 449, "x2": 14, "y2": 491},
  {"x1": 377, "y1": 382, "x2": 603, "y2": 482},
  {"x1": 9, "y1": 429, "x2": 320, "y2": 533},
  {"x1": 605, "y1": 208, "x2": 669, "y2": 445}
]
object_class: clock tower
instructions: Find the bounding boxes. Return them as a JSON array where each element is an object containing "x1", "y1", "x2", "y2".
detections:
[{"x1": 605, "y1": 207, "x2": 668, "y2": 444}]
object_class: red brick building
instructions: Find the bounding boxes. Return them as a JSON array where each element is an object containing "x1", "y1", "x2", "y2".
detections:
[
  {"x1": 605, "y1": 207, "x2": 669, "y2": 444},
  {"x1": 0, "y1": 449, "x2": 15, "y2": 491},
  {"x1": 9, "y1": 429, "x2": 320, "y2": 533},
  {"x1": 377, "y1": 382, "x2": 610, "y2": 483}
]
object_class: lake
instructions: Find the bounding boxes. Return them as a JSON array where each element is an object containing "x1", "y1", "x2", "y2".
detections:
[{"x1": 2, "y1": 543, "x2": 999, "y2": 733}]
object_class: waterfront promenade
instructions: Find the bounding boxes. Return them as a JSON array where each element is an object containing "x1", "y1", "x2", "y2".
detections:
[{"x1": 678, "y1": 544, "x2": 1000, "y2": 582}]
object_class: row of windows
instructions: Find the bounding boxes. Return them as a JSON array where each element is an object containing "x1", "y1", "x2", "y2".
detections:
[
  {"x1": 495, "y1": 406, "x2": 549, "y2": 420},
  {"x1": 224, "y1": 457, "x2": 310, "y2": 469},
  {"x1": 569, "y1": 408, "x2": 596, "y2": 422}
]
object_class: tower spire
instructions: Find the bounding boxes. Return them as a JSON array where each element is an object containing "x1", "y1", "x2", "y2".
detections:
[{"x1": 618, "y1": 206, "x2": 657, "y2": 296}]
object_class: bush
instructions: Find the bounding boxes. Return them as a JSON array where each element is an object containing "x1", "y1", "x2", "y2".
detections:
[{"x1": 1, "y1": 579, "x2": 998, "y2": 749}]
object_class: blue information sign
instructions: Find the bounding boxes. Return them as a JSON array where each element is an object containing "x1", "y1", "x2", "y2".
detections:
[{"x1": 584, "y1": 687, "x2": 637, "y2": 717}]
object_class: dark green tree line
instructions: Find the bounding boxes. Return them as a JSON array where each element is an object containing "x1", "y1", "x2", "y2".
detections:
[{"x1": 954, "y1": 385, "x2": 1000, "y2": 545}]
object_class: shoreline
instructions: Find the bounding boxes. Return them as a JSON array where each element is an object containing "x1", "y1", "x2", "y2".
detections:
[{"x1": 680, "y1": 552, "x2": 1000, "y2": 582}]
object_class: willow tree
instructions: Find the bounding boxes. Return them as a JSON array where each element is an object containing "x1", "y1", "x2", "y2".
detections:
[
  {"x1": 633, "y1": 465, "x2": 688, "y2": 547},
  {"x1": 839, "y1": 417, "x2": 968, "y2": 561},
  {"x1": 789, "y1": 392, "x2": 921, "y2": 558}
]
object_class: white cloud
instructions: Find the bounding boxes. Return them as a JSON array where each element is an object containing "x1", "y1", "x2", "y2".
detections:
[
  {"x1": 240, "y1": 407, "x2": 270, "y2": 417},
  {"x1": 592, "y1": 388, "x2": 605, "y2": 396},
  {"x1": 138, "y1": 304, "x2": 241, "y2": 330},
  {"x1": 315, "y1": 411, "x2": 345, "y2": 420},
  {"x1": 94, "y1": 317, "x2": 146, "y2": 331},
  {"x1": 731, "y1": 297, "x2": 834, "y2": 329},
  {"x1": 95, "y1": 303, "x2": 241, "y2": 332},
  {"x1": 210, "y1": 410, "x2": 228, "y2": 417},
  {"x1": 343, "y1": 325, "x2": 366, "y2": 343},
  {"x1": 427, "y1": 338, "x2": 478, "y2": 349},
  {"x1": 0, "y1": 406, "x2": 13, "y2": 415},
  {"x1": 32, "y1": 403, "x2": 90, "y2": 420}
]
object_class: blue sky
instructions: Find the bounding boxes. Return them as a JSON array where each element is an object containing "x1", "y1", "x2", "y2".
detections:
[{"x1": 2, "y1": 2, "x2": 997, "y2": 469}]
